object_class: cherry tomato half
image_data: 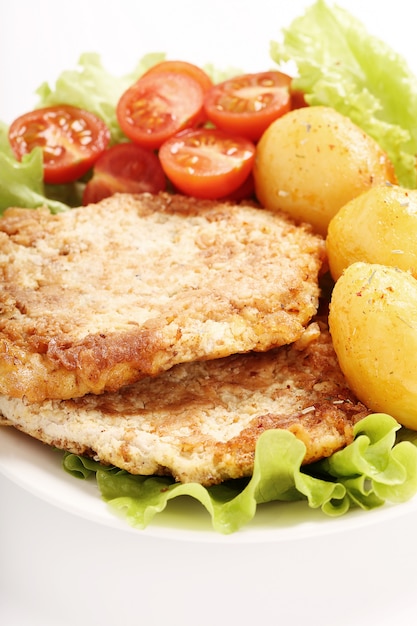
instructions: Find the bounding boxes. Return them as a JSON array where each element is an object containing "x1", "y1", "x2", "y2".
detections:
[
  {"x1": 220, "y1": 172, "x2": 255, "y2": 203},
  {"x1": 290, "y1": 83, "x2": 308, "y2": 110},
  {"x1": 159, "y1": 128, "x2": 255, "y2": 200},
  {"x1": 8, "y1": 105, "x2": 111, "y2": 184},
  {"x1": 142, "y1": 60, "x2": 213, "y2": 93},
  {"x1": 116, "y1": 72, "x2": 205, "y2": 150},
  {"x1": 82, "y1": 142, "x2": 166, "y2": 205},
  {"x1": 203, "y1": 71, "x2": 292, "y2": 142}
]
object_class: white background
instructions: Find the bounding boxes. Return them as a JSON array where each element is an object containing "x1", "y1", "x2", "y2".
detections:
[
  {"x1": 1, "y1": 2, "x2": 417, "y2": 625},
  {"x1": 1, "y1": 0, "x2": 417, "y2": 122}
]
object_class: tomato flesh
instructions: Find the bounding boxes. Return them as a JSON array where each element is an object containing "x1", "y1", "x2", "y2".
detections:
[
  {"x1": 142, "y1": 60, "x2": 213, "y2": 93},
  {"x1": 159, "y1": 128, "x2": 255, "y2": 200},
  {"x1": 219, "y1": 172, "x2": 255, "y2": 202},
  {"x1": 290, "y1": 85, "x2": 308, "y2": 110},
  {"x1": 8, "y1": 105, "x2": 110, "y2": 184},
  {"x1": 82, "y1": 142, "x2": 166, "y2": 204},
  {"x1": 116, "y1": 72, "x2": 205, "y2": 150},
  {"x1": 203, "y1": 71, "x2": 292, "y2": 142}
]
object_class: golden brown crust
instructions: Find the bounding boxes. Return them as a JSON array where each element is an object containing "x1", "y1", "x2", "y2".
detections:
[
  {"x1": 0, "y1": 192, "x2": 325, "y2": 402},
  {"x1": 0, "y1": 321, "x2": 370, "y2": 485}
]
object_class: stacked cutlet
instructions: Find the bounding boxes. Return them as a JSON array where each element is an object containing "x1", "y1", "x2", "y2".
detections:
[{"x1": 0, "y1": 192, "x2": 369, "y2": 485}]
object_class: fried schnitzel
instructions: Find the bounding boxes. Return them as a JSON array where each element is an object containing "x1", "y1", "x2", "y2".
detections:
[
  {"x1": 0, "y1": 192, "x2": 325, "y2": 402},
  {"x1": 0, "y1": 321, "x2": 370, "y2": 485}
]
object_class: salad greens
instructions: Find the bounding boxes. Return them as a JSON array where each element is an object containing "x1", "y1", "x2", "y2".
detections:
[
  {"x1": 0, "y1": 122, "x2": 68, "y2": 214},
  {"x1": 271, "y1": 0, "x2": 417, "y2": 188},
  {"x1": 63, "y1": 414, "x2": 417, "y2": 534}
]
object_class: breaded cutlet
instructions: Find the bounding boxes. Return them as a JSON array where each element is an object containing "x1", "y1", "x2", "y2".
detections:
[
  {"x1": 0, "y1": 192, "x2": 325, "y2": 402},
  {"x1": 0, "y1": 320, "x2": 369, "y2": 485}
]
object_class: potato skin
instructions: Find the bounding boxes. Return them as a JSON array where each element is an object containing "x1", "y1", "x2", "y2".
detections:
[
  {"x1": 253, "y1": 106, "x2": 396, "y2": 236},
  {"x1": 329, "y1": 261, "x2": 417, "y2": 430},
  {"x1": 327, "y1": 185, "x2": 417, "y2": 281}
]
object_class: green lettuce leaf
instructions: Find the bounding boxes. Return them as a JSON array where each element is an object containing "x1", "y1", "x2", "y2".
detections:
[
  {"x1": 270, "y1": 0, "x2": 417, "y2": 188},
  {"x1": 62, "y1": 413, "x2": 417, "y2": 534},
  {"x1": 36, "y1": 51, "x2": 166, "y2": 144},
  {"x1": 0, "y1": 122, "x2": 68, "y2": 214}
]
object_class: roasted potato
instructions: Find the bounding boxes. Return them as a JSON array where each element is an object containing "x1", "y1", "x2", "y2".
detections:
[
  {"x1": 329, "y1": 261, "x2": 417, "y2": 430},
  {"x1": 327, "y1": 185, "x2": 417, "y2": 280},
  {"x1": 253, "y1": 106, "x2": 397, "y2": 236}
]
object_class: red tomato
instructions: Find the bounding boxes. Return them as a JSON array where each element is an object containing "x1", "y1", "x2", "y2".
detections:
[
  {"x1": 116, "y1": 72, "x2": 205, "y2": 150},
  {"x1": 203, "y1": 71, "x2": 292, "y2": 142},
  {"x1": 159, "y1": 128, "x2": 255, "y2": 200},
  {"x1": 142, "y1": 60, "x2": 213, "y2": 93},
  {"x1": 290, "y1": 85, "x2": 308, "y2": 110},
  {"x1": 8, "y1": 105, "x2": 110, "y2": 184},
  {"x1": 219, "y1": 172, "x2": 255, "y2": 202},
  {"x1": 82, "y1": 142, "x2": 166, "y2": 205}
]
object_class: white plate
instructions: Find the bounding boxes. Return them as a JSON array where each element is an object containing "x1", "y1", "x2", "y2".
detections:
[
  {"x1": 2, "y1": 2, "x2": 417, "y2": 624},
  {"x1": 1, "y1": 426, "x2": 417, "y2": 544}
]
